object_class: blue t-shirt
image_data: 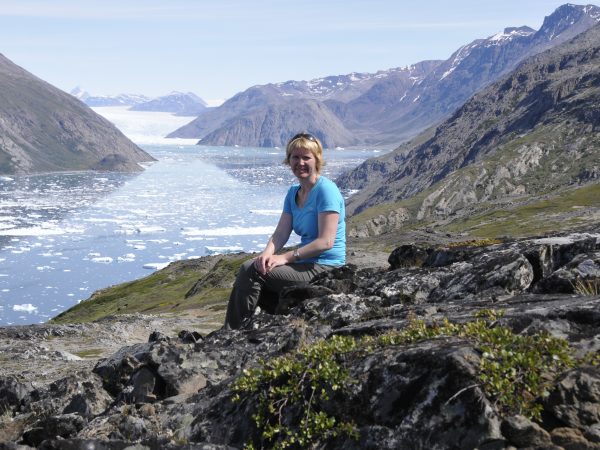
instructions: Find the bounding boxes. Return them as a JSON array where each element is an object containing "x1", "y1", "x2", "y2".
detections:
[{"x1": 283, "y1": 176, "x2": 346, "y2": 266}]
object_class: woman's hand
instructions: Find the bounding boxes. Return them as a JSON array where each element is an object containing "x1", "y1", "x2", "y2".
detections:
[
  {"x1": 254, "y1": 212, "x2": 293, "y2": 275},
  {"x1": 254, "y1": 253, "x2": 287, "y2": 274},
  {"x1": 253, "y1": 253, "x2": 270, "y2": 275}
]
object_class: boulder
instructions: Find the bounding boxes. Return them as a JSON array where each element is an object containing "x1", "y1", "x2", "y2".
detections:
[
  {"x1": 21, "y1": 414, "x2": 87, "y2": 447},
  {"x1": 544, "y1": 366, "x2": 600, "y2": 429},
  {"x1": 501, "y1": 415, "x2": 553, "y2": 448},
  {"x1": 0, "y1": 376, "x2": 32, "y2": 413}
]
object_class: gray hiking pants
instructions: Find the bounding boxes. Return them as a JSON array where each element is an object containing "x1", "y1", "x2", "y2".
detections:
[{"x1": 223, "y1": 259, "x2": 331, "y2": 329}]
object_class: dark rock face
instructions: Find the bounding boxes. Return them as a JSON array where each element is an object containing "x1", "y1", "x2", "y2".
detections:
[{"x1": 1, "y1": 230, "x2": 600, "y2": 449}]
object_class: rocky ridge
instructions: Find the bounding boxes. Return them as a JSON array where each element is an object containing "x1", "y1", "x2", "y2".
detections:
[
  {"x1": 70, "y1": 89, "x2": 151, "y2": 108},
  {"x1": 338, "y1": 20, "x2": 600, "y2": 237},
  {"x1": 129, "y1": 92, "x2": 208, "y2": 116},
  {"x1": 0, "y1": 56, "x2": 154, "y2": 175},
  {"x1": 1, "y1": 228, "x2": 599, "y2": 449}
]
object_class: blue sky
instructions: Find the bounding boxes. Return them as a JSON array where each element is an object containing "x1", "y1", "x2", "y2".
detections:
[{"x1": 0, "y1": 0, "x2": 583, "y2": 104}]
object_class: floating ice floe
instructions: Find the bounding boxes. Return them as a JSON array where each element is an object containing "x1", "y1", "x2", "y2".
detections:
[
  {"x1": 250, "y1": 210, "x2": 281, "y2": 216},
  {"x1": 205, "y1": 245, "x2": 244, "y2": 255},
  {"x1": 182, "y1": 225, "x2": 274, "y2": 237},
  {"x1": 137, "y1": 226, "x2": 166, "y2": 234},
  {"x1": 13, "y1": 304, "x2": 38, "y2": 313},
  {"x1": 0, "y1": 225, "x2": 84, "y2": 237},
  {"x1": 143, "y1": 262, "x2": 170, "y2": 270},
  {"x1": 91, "y1": 256, "x2": 114, "y2": 264},
  {"x1": 118, "y1": 254, "x2": 136, "y2": 262}
]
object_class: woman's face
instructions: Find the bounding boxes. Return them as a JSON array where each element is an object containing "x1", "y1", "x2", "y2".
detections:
[{"x1": 289, "y1": 147, "x2": 317, "y2": 181}]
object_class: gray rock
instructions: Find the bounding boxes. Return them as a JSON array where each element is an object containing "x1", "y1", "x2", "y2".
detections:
[
  {"x1": 22, "y1": 413, "x2": 87, "y2": 446},
  {"x1": 388, "y1": 244, "x2": 432, "y2": 269},
  {"x1": 4, "y1": 228, "x2": 600, "y2": 449},
  {"x1": 545, "y1": 367, "x2": 600, "y2": 429},
  {"x1": 550, "y1": 427, "x2": 600, "y2": 450},
  {"x1": 0, "y1": 376, "x2": 32, "y2": 413},
  {"x1": 501, "y1": 415, "x2": 553, "y2": 447}
]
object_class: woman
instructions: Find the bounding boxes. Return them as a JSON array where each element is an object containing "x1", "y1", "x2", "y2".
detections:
[{"x1": 223, "y1": 132, "x2": 346, "y2": 329}]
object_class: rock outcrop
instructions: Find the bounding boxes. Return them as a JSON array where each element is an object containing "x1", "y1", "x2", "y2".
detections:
[{"x1": 1, "y1": 228, "x2": 599, "y2": 449}]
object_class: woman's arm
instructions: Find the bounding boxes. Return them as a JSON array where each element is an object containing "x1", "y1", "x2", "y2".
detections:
[
  {"x1": 255, "y1": 212, "x2": 292, "y2": 274},
  {"x1": 289, "y1": 211, "x2": 339, "y2": 260},
  {"x1": 264, "y1": 211, "x2": 339, "y2": 272}
]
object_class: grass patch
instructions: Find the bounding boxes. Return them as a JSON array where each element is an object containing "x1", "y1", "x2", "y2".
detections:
[
  {"x1": 51, "y1": 254, "x2": 252, "y2": 324},
  {"x1": 572, "y1": 278, "x2": 600, "y2": 296},
  {"x1": 74, "y1": 348, "x2": 105, "y2": 359},
  {"x1": 443, "y1": 183, "x2": 600, "y2": 238}
]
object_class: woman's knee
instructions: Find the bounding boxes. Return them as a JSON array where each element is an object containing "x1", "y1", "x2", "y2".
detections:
[{"x1": 242, "y1": 258, "x2": 260, "y2": 276}]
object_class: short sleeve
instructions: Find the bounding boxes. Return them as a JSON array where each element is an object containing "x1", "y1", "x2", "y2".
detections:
[{"x1": 316, "y1": 180, "x2": 343, "y2": 214}]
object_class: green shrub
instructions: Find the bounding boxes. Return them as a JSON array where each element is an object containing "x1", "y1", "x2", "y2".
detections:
[
  {"x1": 233, "y1": 310, "x2": 585, "y2": 448},
  {"x1": 233, "y1": 334, "x2": 359, "y2": 449}
]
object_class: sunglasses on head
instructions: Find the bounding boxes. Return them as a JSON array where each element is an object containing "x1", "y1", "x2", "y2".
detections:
[{"x1": 289, "y1": 133, "x2": 317, "y2": 143}]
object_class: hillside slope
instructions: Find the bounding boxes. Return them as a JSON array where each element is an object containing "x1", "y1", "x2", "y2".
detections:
[
  {"x1": 0, "y1": 54, "x2": 154, "y2": 174},
  {"x1": 339, "y1": 22, "x2": 600, "y2": 236}
]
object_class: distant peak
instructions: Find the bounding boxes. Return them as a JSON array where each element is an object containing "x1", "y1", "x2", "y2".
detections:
[
  {"x1": 488, "y1": 26, "x2": 536, "y2": 42},
  {"x1": 543, "y1": 2, "x2": 600, "y2": 23},
  {"x1": 503, "y1": 26, "x2": 536, "y2": 34},
  {"x1": 69, "y1": 86, "x2": 89, "y2": 99}
]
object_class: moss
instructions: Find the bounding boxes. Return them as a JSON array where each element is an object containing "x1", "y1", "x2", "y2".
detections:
[{"x1": 446, "y1": 238, "x2": 503, "y2": 248}]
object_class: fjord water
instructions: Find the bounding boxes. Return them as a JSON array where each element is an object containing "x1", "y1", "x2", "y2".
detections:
[{"x1": 0, "y1": 144, "x2": 377, "y2": 325}]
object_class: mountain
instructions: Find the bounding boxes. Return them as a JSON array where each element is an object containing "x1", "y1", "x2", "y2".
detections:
[
  {"x1": 167, "y1": 64, "x2": 440, "y2": 147},
  {"x1": 129, "y1": 91, "x2": 208, "y2": 116},
  {"x1": 198, "y1": 98, "x2": 358, "y2": 148},
  {"x1": 168, "y1": 3, "x2": 600, "y2": 149},
  {"x1": 0, "y1": 56, "x2": 154, "y2": 174},
  {"x1": 73, "y1": 89, "x2": 209, "y2": 116},
  {"x1": 351, "y1": 3, "x2": 600, "y2": 145},
  {"x1": 70, "y1": 87, "x2": 151, "y2": 107},
  {"x1": 337, "y1": 21, "x2": 600, "y2": 237}
]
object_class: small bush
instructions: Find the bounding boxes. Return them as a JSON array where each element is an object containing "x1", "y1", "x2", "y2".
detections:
[{"x1": 233, "y1": 310, "x2": 585, "y2": 448}]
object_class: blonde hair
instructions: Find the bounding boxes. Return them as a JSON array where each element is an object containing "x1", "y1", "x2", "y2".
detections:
[{"x1": 284, "y1": 133, "x2": 324, "y2": 174}]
